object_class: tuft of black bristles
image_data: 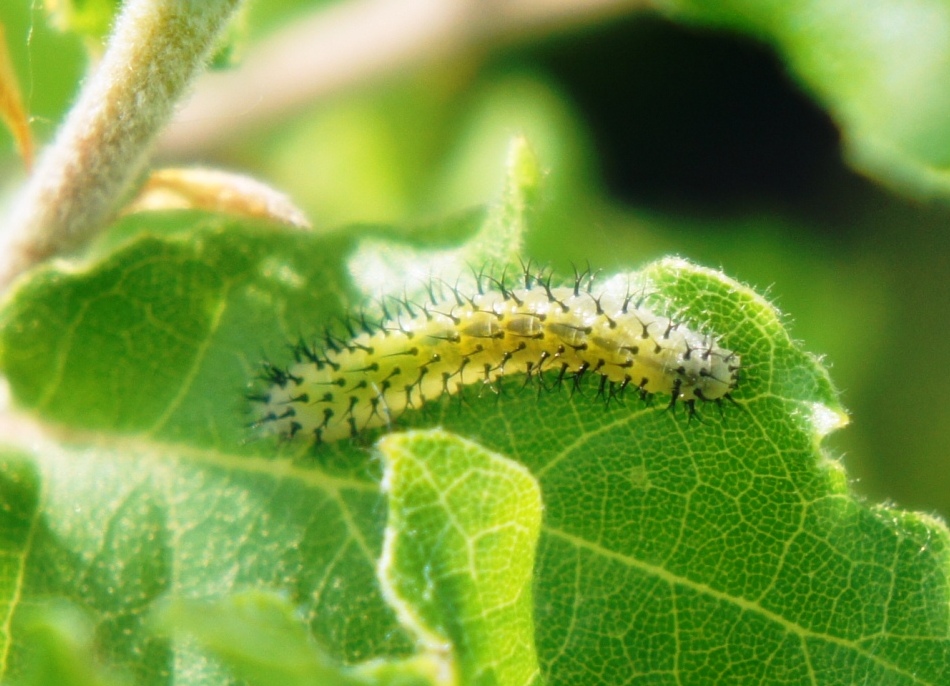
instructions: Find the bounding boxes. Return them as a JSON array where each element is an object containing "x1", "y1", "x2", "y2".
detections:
[{"x1": 248, "y1": 262, "x2": 741, "y2": 444}]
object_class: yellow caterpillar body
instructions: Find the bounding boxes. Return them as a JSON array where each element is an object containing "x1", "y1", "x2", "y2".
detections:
[{"x1": 252, "y1": 273, "x2": 740, "y2": 442}]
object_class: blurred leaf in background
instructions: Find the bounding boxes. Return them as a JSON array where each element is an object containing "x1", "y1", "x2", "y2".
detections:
[
  {"x1": 0, "y1": 2, "x2": 85, "y2": 159},
  {"x1": 659, "y1": 0, "x2": 950, "y2": 194},
  {"x1": 1, "y1": 1, "x2": 950, "y2": 683},
  {"x1": 44, "y1": 0, "x2": 121, "y2": 47}
]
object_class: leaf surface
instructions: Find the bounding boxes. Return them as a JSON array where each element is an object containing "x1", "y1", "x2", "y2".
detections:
[
  {"x1": 0, "y1": 144, "x2": 947, "y2": 684},
  {"x1": 378, "y1": 430, "x2": 542, "y2": 686}
]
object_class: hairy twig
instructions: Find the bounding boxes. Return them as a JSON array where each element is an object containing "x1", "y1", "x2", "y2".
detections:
[{"x1": 0, "y1": 0, "x2": 243, "y2": 291}]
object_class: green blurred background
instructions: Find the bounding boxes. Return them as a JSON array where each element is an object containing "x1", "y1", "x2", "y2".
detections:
[{"x1": 2, "y1": 0, "x2": 949, "y2": 518}]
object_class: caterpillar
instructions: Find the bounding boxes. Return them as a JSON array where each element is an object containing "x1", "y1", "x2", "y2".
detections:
[{"x1": 250, "y1": 268, "x2": 740, "y2": 443}]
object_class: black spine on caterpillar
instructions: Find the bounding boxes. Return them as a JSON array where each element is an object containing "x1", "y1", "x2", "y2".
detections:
[{"x1": 251, "y1": 270, "x2": 740, "y2": 442}]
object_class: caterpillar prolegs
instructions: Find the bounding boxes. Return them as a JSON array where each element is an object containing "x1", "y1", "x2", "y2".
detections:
[{"x1": 251, "y1": 268, "x2": 740, "y2": 443}]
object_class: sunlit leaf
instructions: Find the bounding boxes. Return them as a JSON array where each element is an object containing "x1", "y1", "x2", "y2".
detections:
[
  {"x1": 0, "y1": 143, "x2": 947, "y2": 685},
  {"x1": 377, "y1": 430, "x2": 543, "y2": 686}
]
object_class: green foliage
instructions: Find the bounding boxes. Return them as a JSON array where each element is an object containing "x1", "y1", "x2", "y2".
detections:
[
  {"x1": 153, "y1": 590, "x2": 438, "y2": 686},
  {"x1": 10, "y1": 601, "x2": 130, "y2": 686},
  {"x1": 377, "y1": 430, "x2": 542, "y2": 686},
  {"x1": 4, "y1": 2, "x2": 950, "y2": 684},
  {"x1": 0, "y1": 2, "x2": 86, "y2": 151},
  {"x1": 659, "y1": 0, "x2": 950, "y2": 193},
  {"x1": 44, "y1": 0, "x2": 121, "y2": 44},
  {"x1": 0, "y1": 141, "x2": 948, "y2": 684}
]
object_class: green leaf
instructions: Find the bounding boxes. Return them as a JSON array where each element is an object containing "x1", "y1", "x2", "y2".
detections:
[
  {"x1": 0, "y1": 450, "x2": 42, "y2": 669},
  {"x1": 45, "y1": 0, "x2": 122, "y2": 44},
  {"x1": 153, "y1": 589, "x2": 438, "y2": 686},
  {"x1": 151, "y1": 431, "x2": 545, "y2": 686},
  {"x1": 0, "y1": 219, "x2": 300, "y2": 445},
  {"x1": 153, "y1": 589, "x2": 362, "y2": 686},
  {"x1": 0, "y1": 145, "x2": 948, "y2": 684},
  {"x1": 0, "y1": 436, "x2": 411, "y2": 684},
  {"x1": 658, "y1": 0, "x2": 950, "y2": 195},
  {"x1": 11, "y1": 602, "x2": 129, "y2": 686},
  {"x1": 377, "y1": 430, "x2": 543, "y2": 686},
  {"x1": 347, "y1": 136, "x2": 540, "y2": 304},
  {"x1": 0, "y1": 135, "x2": 538, "y2": 447}
]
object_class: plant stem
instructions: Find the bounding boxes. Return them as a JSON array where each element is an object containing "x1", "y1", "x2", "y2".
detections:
[{"x1": 0, "y1": 0, "x2": 243, "y2": 291}]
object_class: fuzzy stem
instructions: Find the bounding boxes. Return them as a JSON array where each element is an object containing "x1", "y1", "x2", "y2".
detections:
[{"x1": 0, "y1": 0, "x2": 243, "y2": 290}]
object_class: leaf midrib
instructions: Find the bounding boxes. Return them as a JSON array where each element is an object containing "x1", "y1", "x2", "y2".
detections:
[{"x1": 542, "y1": 525, "x2": 931, "y2": 686}]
